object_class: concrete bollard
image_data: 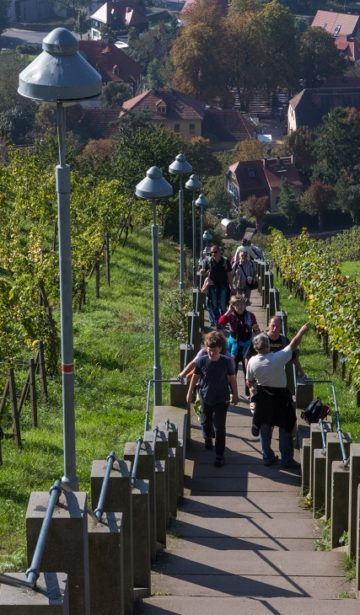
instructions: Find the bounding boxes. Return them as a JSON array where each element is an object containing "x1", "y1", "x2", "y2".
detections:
[
  {"x1": 131, "y1": 479, "x2": 151, "y2": 596},
  {"x1": 262, "y1": 271, "x2": 273, "y2": 308},
  {"x1": 88, "y1": 512, "x2": 124, "y2": 615},
  {"x1": 153, "y1": 405, "x2": 188, "y2": 466},
  {"x1": 301, "y1": 438, "x2": 311, "y2": 496},
  {"x1": 168, "y1": 447, "x2": 178, "y2": 518},
  {"x1": 285, "y1": 362, "x2": 295, "y2": 396},
  {"x1": 26, "y1": 491, "x2": 90, "y2": 615},
  {"x1": 124, "y1": 441, "x2": 156, "y2": 563},
  {"x1": 331, "y1": 461, "x2": 350, "y2": 549},
  {"x1": 187, "y1": 312, "x2": 201, "y2": 352},
  {"x1": 276, "y1": 310, "x2": 287, "y2": 335},
  {"x1": 325, "y1": 432, "x2": 351, "y2": 519},
  {"x1": 179, "y1": 344, "x2": 195, "y2": 372},
  {"x1": 313, "y1": 449, "x2": 327, "y2": 517},
  {"x1": 356, "y1": 484, "x2": 360, "y2": 596},
  {"x1": 309, "y1": 423, "x2": 331, "y2": 496},
  {"x1": 170, "y1": 382, "x2": 188, "y2": 412},
  {"x1": 90, "y1": 459, "x2": 133, "y2": 615},
  {"x1": 269, "y1": 288, "x2": 280, "y2": 318},
  {"x1": 0, "y1": 572, "x2": 68, "y2": 613},
  {"x1": 295, "y1": 382, "x2": 314, "y2": 410},
  {"x1": 193, "y1": 288, "x2": 204, "y2": 328},
  {"x1": 154, "y1": 460, "x2": 167, "y2": 546},
  {"x1": 144, "y1": 429, "x2": 169, "y2": 523},
  {"x1": 348, "y1": 443, "x2": 360, "y2": 557}
]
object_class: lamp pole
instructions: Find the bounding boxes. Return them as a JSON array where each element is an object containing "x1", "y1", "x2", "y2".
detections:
[
  {"x1": 169, "y1": 153, "x2": 192, "y2": 292},
  {"x1": 185, "y1": 174, "x2": 202, "y2": 288},
  {"x1": 135, "y1": 167, "x2": 173, "y2": 405},
  {"x1": 18, "y1": 28, "x2": 102, "y2": 489},
  {"x1": 195, "y1": 193, "x2": 209, "y2": 263}
]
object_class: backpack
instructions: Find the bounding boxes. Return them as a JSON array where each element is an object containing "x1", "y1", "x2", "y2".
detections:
[{"x1": 300, "y1": 398, "x2": 330, "y2": 424}]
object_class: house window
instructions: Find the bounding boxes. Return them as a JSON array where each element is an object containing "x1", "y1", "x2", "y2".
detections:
[
  {"x1": 334, "y1": 25, "x2": 341, "y2": 36},
  {"x1": 189, "y1": 123, "x2": 195, "y2": 135},
  {"x1": 174, "y1": 123, "x2": 180, "y2": 132}
]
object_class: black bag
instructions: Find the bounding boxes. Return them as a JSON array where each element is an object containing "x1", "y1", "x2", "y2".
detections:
[{"x1": 301, "y1": 398, "x2": 330, "y2": 424}]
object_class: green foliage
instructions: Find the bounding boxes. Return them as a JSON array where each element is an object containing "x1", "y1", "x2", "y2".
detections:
[
  {"x1": 315, "y1": 518, "x2": 332, "y2": 551},
  {"x1": 344, "y1": 555, "x2": 356, "y2": 581},
  {"x1": 100, "y1": 82, "x2": 133, "y2": 108},
  {"x1": 160, "y1": 289, "x2": 192, "y2": 342},
  {"x1": 277, "y1": 179, "x2": 300, "y2": 226},
  {"x1": 299, "y1": 26, "x2": 346, "y2": 87}
]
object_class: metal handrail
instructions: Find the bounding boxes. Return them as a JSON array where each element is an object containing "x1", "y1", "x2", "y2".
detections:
[
  {"x1": 144, "y1": 377, "x2": 185, "y2": 434},
  {"x1": 300, "y1": 378, "x2": 348, "y2": 466},
  {"x1": 318, "y1": 419, "x2": 327, "y2": 454},
  {"x1": 26, "y1": 479, "x2": 62, "y2": 588},
  {"x1": 94, "y1": 451, "x2": 117, "y2": 521},
  {"x1": 130, "y1": 437, "x2": 143, "y2": 487}
]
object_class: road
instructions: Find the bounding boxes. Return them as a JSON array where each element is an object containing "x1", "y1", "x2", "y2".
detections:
[{"x1": 1, "y1": 27, "x2": 81, "y2": 49}]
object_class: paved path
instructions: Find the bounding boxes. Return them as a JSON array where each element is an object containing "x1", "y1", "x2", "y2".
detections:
[{"x1": 136, "y1": 291, "x2": 357, "y2": 613}]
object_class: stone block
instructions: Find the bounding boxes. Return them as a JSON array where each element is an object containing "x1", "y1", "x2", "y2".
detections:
[
  {"x1": 309, "y1": 422, "x2": 330, "y2": 496},
  {"x1": 26, "y1": 491, "x2": 90, "y2": 615},
  {"x1": 331, "y1": 461, "x2": 350, "y2": 549},
  {"x1": 169, "y1": 383, "x2": 187, "y2": 411},
  {"x1": 0, "y1": 572, "x2": 68, "y2": 613},
  {"x1": 348, "y1": 443, "x2": 360, "y2": 557},
  {"x1": 131, "y1": 479, "x2": 151, "y2": 594},
  {"x1": 88, "y1": 512, "x2": 124, "y2": 615},
  {"x1": 187, "y1": 312, "x2": 201, "y2": 352},
  {"x1": 356, "y1": 484, "x2": 360, "y2": 595},
  {"x1": 313, "y1": 449, "x2": 326, "y2": 517},
  {"x1": 155, "y1": 460, "x2": 167, "y2": 546},
  {"x1": 301, "y1": 438, "x2": 310, "y2": 496},
  {"x1": 295, "y1": 382, "x2": 314, "y2": 410},
  {"x1": 325, "y1": 432, "x2": 351, "y2": 519}
]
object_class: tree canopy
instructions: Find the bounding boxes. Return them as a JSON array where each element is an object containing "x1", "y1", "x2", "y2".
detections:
[{"x1": 299, "y1": 27, "x2": 346, "y2": 87}]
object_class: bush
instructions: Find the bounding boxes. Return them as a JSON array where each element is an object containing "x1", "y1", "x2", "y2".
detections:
[{"x1": 160, "y1": 289, "x2": 192, "y2": 342}]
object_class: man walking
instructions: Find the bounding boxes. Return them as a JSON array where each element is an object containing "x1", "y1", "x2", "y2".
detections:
[
  {"x1": 201, "y1": 245, "x2": 234, "y2": 327},
  {"x1": 246, "y1": 324, "x2": 309, "y2": 468}
]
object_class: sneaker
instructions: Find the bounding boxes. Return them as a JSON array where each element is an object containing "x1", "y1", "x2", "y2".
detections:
[
  {"x1": 249, "y1": 402, "x2": 256, "y2": 414},
  {"x1": 204, "y1": 439, "x2": 213, "y2": 450},
  {"x1": 251, "y1": 424, "x2": 260, "y2": 437},
  {"x1": 214, "y1": 456, "x2": 224, "y2": 467},
  {"x1": 264, "y1": 455, "x2": 279, "y2": 467},
  {"x1": 281, "y1": 460, "x2": 301, "y2": 469}
]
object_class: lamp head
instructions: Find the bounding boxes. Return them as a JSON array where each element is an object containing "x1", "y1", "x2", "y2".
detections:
[
  {"x1": 135, "y1": 166, "x2": 173, "y2": 200},
  {"x1": 185, "y1": 174, "x2": 202, "y2": 192},
  {"x1": 195, "y1": 193, "x2": 209, "y2": 209},
  {"x1": 169, "y1": 152, "x2": 192, "y2": 176},
  {"x1": 18, "y1": 28, "x2": 102, "y2": 103}
]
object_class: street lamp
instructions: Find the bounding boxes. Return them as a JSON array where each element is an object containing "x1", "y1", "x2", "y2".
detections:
[
  {"x1": 18, "y1": 28, "x2": 102, "y2": 490},
  {"x1": 185, "y1": 174, "x2": 202, "y2": 287},
  {"x1": 196, "y1": 193, "x2": 209, "y2": 262},
  {"x1": 135, "y1": 166, "x2": 173, "y2": 405},
  {"x1": 168, "y1": 153, "x2": 192, "y2": 292}
]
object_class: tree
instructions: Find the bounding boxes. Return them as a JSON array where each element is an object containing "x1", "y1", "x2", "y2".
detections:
[
  {"x1": 299, "y1": 27, "x2": 346, "y2": 87},
  {"x1": 185, "y1": 136, "x2": 222, "y2": 178},
  {"x1": 0, "y1": 106, "x2": 35, "y2": 144},
  {"x1": 182, "y1": 0, "x2": 226, "y2": 27},
  {"x1": 242, "y1": 195, "x2": 269, "y2": 232},
  {"x1": 335, "y1": 178, "x2": 360, "y2": 224},
  {"x1": 74, "y1": 9, "x2": 89, "y2": 39},
  {"x1": 301, "y1": 181, "x2": 336, "y2": 230},
  {"x1": 277, "y1": 179, "x2": 300, "y2": 226},
  {"x1": 100, "y1": 82, "x2": 133, "y2": 108},
  {"x1": 280, "y1": 126, "x2": 315, "y2": 178},
  {"x1": 0, "y1": 0, "x2": 9, "y2": 35},
  {"x1": 229, "y1": 0, "x2": 261, "y2": 14},
  {"x1": 235, "y1": 138, "x2": 267, "y2": 161}
]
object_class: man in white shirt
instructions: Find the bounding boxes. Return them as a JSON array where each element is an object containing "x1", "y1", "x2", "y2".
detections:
[{"x1": 246, "y1": 324, "x2": 309, "y2": 468}]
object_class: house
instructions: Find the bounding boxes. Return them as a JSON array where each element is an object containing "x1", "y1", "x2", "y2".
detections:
[
  {"x1": 311, "y1": 10, "x2": 360, "y2": 62},
  {"x1": 226, "y1": 157, "x2": 302, "y2": 212},
  {"x1": 89, "y1": 0, "x2": 148, "y2": 40},
  {"x1": 288, "y1": 86, "x2": 360, "y2": 132},
  {"x1": 120, "y1": 88, "x2": 205, "y2": 139},
  {"x1": 8, "y1": 0, "x2": 53, "y2": 22},
  {"x1": 79, "y1": 40, "x2": 142, "y2": 93},
  {"x1": 202, "y1": 108, "x2": 256, "y2": 150}
]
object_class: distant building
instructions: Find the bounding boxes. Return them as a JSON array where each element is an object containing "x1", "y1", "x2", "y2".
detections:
[
  {"x1": 120, "y1": 88, "x2": 205, "y2": 140},
  {"x1": 311, "y1": 10, "x2": 360, "y2": 62},
  {"x1": 8, "y1": 0, "x2": 53, "y2": 22},
  {"x1": 89, "y1": 0, "x2": 148, "y2": 40},
  {"x1": 288, "y1": 86, "x2": 360, "y2": 132},
  {"x1": 226, "y1": 157, "x2": 302, "y2": 212},
  {"x1": 79, "y1": 40, "x2": 142, "y2": 93}
]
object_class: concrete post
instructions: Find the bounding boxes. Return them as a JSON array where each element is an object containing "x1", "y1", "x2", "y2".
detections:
[
  {"x1": 348, "y1": 443, "x2": 360, "y2": 557},
  {"x1": 153, "y1": 406, "x2": 188, "y2": 460},
  {"x1": 124, "y1": 441, "x2": 156, "y2": 562},
  {"x1": 301, "y1": 438, "x2": 311, "y2": 496},
  {"x1": 331, "y1": 461, "x2": 350, "y2": 549},
  {"x1": 88, "y1": 512, "x2": 124, "y2": 615},
  {"x1": 0, "y1": 573, "x2": 68, "y2": 613},
  {"x1": 285, "y1": 362, "x2": 295, "y2": 396},
  {"x1": 155, "y1": 459, "x2": 167, "y2": 546},
  {"x1": 356, "y1": 484, "x2": 360, "y2": 596},
  {"x1": 193, "y1": 288, "x2": 204, "y2": 327},
  {"x1": 295, "y1": 382, "x2": 314, "y2": 409},
  {"x1": 170, "y1": 382, "x2": 187, "y2": 410},
  {"x1": 90, "y1": 459, "x2": 133, "y2": 615},
  {"x1": 144, "y1": 429, "x2": 169, "y2": 523},
  {"x1": 179, "y1": 344, "x2": 195, "y2": 372},
  {"x1": 187, "y1": 312, "x2": 201, "y2": 352},
  {"x1": 276, "y1": 310, "x2": 287, "y2": 336},
  {"x1": 309, "y1": 423, "x2": 331, "y2": 496},
  {"x1": 262, "y1": 271, "x2": 273, "y2": 308},
  {"x1": 269, "y1": 288, "x2": 279, "y2": 318},
  {"x1": 132, "y1": 479, "x2": 151, "y2": 595},
  {"x1": 26, "y1": 491, "x2": 90, "y2": 615},
  {"x1": 325, "y1": 432, "x2": 351, "y2": 519},
  {"x1": 313, "y1": 449, "x2": 326, "y2": 517},
  {"x1": 168, "y1": 447, "x2": 178, "y2": 518}
]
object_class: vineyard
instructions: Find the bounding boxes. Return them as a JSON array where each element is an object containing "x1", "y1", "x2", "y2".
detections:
[{"x1": 270, "y1": 227, "x2": 360, "y2": 395}]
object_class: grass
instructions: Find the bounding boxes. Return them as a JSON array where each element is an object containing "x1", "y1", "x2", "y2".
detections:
[
  {"x1": 0, "y1": 228, "x2": 181, "y2": 572},
  {"x1": 274, "y1": 272, "x2": 360, "y2": 442},
  {"x1": 341, "y1": 261, "x2": 360, "y2": 282}
]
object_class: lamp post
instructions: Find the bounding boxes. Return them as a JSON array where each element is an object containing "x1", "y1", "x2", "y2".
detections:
[
  {"x1": 195, "y1": 193, "x2": 209, "y2": 262},
  {"x1": 135, "y1": 167, "x2": 173, "y2": 405},
  {"x1": 185, "y1": 174, "x2": 202, "y2": 288},
  {"x1": 168, "y1": 153, "x2": 192, "y2": 292},
  {"x1": 18, "y1": 28, "x2": 102, "y2": 490}
]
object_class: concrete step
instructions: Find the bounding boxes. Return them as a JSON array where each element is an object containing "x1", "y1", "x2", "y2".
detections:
[
  {"x1": 186, "y1": 475, "x2": 300, "y2": 494},
  {"x1": 167, "y1": 535, "x2": 319, "y2": 551},
  {"x1": 178, "y1": 493, "x2": 309, "y2": 514},
  {"x1": 135, "y1": 596, "x2": 359, "y2": 614}
]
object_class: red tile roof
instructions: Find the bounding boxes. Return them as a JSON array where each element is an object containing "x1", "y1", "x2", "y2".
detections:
[
  {"x1": 121, "y1": 88, "x2": 205, "y2": 120},
  {"x1": 79, "y1": 40, "x2": 142, "y2": 85},
  {"x1": 228, "y1": 157, "x2": 301, "y2": 199},
  {"x1": 311, "y1": 10, "x2": 360, "y2": 37}
]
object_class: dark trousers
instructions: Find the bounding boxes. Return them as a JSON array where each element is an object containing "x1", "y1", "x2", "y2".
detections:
[{"x1": 201, "y1": 401, "x2": 229, "y2": 457}]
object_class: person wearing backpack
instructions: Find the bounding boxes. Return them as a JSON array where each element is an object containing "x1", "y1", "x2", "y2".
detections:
[
  {"x1": 201, "y1": 245, "x2": 234, "y2": 327},
  {"x1": 233, "y1": 249, "x2": 258, "y2": 304}
]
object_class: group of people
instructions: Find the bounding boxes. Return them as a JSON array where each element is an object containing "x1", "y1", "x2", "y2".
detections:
[{"x1": 182, "y1": 238, "x2": 308, "y2": 470}]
